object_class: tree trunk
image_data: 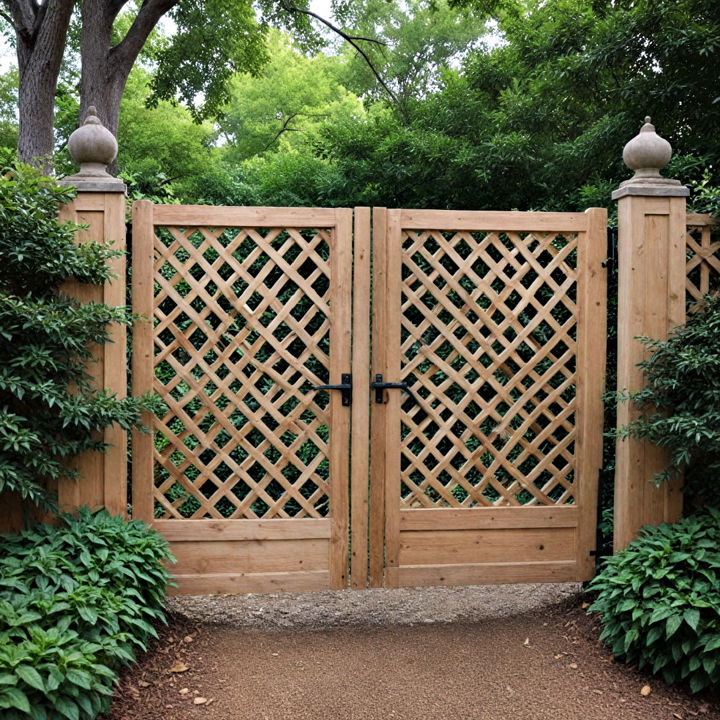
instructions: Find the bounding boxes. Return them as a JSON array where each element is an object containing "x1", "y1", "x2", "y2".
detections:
[
  {"x1": 14, "y1": 0, "x2": 75, "y2": 164},
  {"x1": 78, "y1": 0, "x2": 126, "y2": 139},
  {"x1": 77, "y1": 0, "x2": 178, "y2": 142},
  {"x1": 17, "y1": 59, "x2": 59, "y2": 163}
]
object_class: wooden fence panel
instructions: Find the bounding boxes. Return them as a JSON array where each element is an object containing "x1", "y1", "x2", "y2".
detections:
[
  {"x1": 371, "y1": 208, "x2": 607, "y2": 587},
  {"x1": 131, "y1": 203, "x2": 353, "y2": 594}
]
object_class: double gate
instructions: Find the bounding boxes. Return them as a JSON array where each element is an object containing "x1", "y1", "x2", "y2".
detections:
[{"x1": 131, "y1": 202, "x2": 607, "y2": 595}]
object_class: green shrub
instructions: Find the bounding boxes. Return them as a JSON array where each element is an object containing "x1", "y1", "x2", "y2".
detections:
[
  {"x1": 0, "y1": 163, "x2": 160, "y2": 512},
  {"x1": 588, "y1": 510, "x2": 720, "y2": 693},
  {"x1": 615, "y1": 292, "x2": 720, "y2": 506},
  {"x1": 0, "y1": 508, "x2": 174, "y2": 719}
]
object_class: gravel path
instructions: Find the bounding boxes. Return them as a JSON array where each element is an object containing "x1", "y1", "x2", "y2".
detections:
[
  {"x1": 105, "y1": 588, "x2": 720, "y2": 720},
  {"x1": 168, "y1": 582, "x2": 582, "y2": 630}
]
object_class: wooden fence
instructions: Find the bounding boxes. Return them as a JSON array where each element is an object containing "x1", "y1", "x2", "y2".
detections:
[{"x1": 1, "y1": 183, "x2": 718, "y2": 596}]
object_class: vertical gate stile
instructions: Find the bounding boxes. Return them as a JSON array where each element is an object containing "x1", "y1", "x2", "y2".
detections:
[
  {"x1": 383, "y1": 209, "x2": 404, "y2": 587},
  {"x1": 369, "y1": 208, "x2": 388, "y2": 588},
  {"x1": 574, "y1": 208, "x2": 608, "y2": 579},
  {"x1": 131, "y1": 199, "x2": 156, "y2": 523},
  {"x1": 328, "y1": 208, "x2": 353, "y2": 589},
  {"x1": 350, "y1": 207, "x2": 372, "y2": 589}
]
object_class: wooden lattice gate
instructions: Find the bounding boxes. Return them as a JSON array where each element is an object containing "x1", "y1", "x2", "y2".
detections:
[
  {"x1": 368, "y1": 209, "x2": 607, "y2": 588},
  {"x1": 131, "y1": 204, "x2": 353, "y2": 594},
  {"x1": 131, "y1": 203, "x2": 607, "y2": 594}
]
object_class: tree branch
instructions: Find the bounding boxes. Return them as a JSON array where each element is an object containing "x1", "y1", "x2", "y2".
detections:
[
  {"x1": 263, "y1": 112, "x2": 300, "y2": 150},
  {"x1": 110, "y1": 0, "x2": 178, "y2": 76},
  {"x1": 0, "y1": 7, "x2": 14, "y2": 25},
  {"x1": 3, "y1": 0, "x2": 37, "y2": 38},
  {"x1": 278, "y1": 1, "x2": 401, "y2": 106}
]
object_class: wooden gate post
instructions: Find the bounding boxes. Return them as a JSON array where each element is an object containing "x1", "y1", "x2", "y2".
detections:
[
  {"x1": 56, "y1": 107, "x2": 128, "y2": 518},
  {"x1": 612, "y1": 117, "x2": 689, "y2": 551}
]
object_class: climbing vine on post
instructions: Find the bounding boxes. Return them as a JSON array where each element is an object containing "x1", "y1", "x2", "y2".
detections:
[{"x1": 0, "y1": 163, "x2": 159, "y2": 517}]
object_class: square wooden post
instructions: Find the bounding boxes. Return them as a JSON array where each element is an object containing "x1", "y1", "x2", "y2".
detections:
[
  {"x1": 56, "y1": 107, "x2": 128, "y2": 518},
  {"x1": 612, "y1": 117, "x2": 689, "y2": 551},
  {"x1": 56, "y1": 189, "x2": 128, "y2": 517}
]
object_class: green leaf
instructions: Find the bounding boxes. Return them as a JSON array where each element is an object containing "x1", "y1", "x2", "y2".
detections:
[
  {"x1": 0, "y1": 687, "x2": 31, "y2": 713},
  {"x1": 14, "y1": 666, "x2": 44, "y2": 692},
  {"x1": 65, "y1": 669, "x2": 92, "y2": 690},
  {"x1": 666, "y1": 614, "x2": 683, "y2": 639},
  {"x1": 684, "y1": 608, "x2": 700, "y2": 632},
  {"x1": 54, "y1": 696, "x2": 80, "y2": 720}
]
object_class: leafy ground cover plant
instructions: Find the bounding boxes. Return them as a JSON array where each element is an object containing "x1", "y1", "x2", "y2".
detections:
[
  {"x1": 0, "y1": 162, "x2": 160, "y2": 513},
  {"x1": 615, "y1": 292, "x2": 720, "y2": 506},
  {"x1": 0, "y1": 508, "x2": 174, "y2": 719},
  {"x1": 589, "y1": 510, "x2": 720, "y2": 693}
]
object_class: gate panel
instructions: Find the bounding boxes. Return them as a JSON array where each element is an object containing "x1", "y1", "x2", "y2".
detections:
[
  {"x1": 371, "y1": 208, "x2": 607, "y2": 587},
  {"x1": 132, "y1": 202, "x2": 352, "y2": 594}
]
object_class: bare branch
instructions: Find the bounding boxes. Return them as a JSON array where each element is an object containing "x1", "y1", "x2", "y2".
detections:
[
  {"x1": 262, "y1": 111, "x2": 332, "y2": 151},
  {"x1": 278, "y1": 1, "x2": 400, "y2": 106},
  {"x1": 263, "y1": 112, "x2": 300, "y2": 151}
]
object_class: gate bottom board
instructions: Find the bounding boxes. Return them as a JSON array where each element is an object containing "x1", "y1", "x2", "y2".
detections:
[
  {"x1": 154, "y1": 518, "x2": 336, "y2": 595},
  {"x1": 380, "y1": 506, "x2": 587, "y2": 588}
]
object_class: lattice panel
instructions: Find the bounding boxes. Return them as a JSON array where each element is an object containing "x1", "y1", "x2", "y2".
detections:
[
  {"x1": 399, "y1": 230, "x2": 578, "y2": 508},
  {"x1": 686, "y1": 217, "x2": 720, "y2": 308},
  {"x1": 151, "y1": 225, "x2": 333, "y2": 520}
]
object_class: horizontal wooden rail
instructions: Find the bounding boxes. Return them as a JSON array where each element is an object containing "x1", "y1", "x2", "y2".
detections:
[
  {"x1": 397, "y1": 209, "x2": 590, "y2": 232},
  {"x1": 152, "y1": 205, "x2": 344, "y2": 227},
  {"x1": 687, "y1": 213, "x2": 716, "y2": 227},
  {"x1": 399, "y1": 506, "x2": 579, "y2": 531},
  {"x1": 153, "y1": 518, "x2": 331, "y2": 542}
]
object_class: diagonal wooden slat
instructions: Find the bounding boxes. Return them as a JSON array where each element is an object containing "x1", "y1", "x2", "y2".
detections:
[
  {"x1": 149, "y1": 223, "x2": 336, "y2": 521},
  {"x1": 397, "y1": 228, "x2": 580, "y2": 509}
]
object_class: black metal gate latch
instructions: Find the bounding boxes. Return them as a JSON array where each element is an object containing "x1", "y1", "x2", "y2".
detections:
[
  {"x1": 371, "y1": 374, "x2": 418, "y2": 405},
  {"x1": 311, "y1": 373, "x2": 352, "y2": 406}
]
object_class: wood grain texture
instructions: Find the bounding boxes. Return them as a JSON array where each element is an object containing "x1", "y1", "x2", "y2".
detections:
[
  {"x1": 153, "y1": 205, "x2": 338, "y2": 228},
  {"x1": 389, "y1": 561, "x2": 578, "y2": 587},
  {"x1": 574, "y1": 207, "x2": 607, "y2": 579},
  {"x1": 398, "y1": 527, "x2": 576, "y2": 565},
  {"x1": 351, "y1": 207, "x2": 371, "y2": 588},
  {"x1": 368, "y1": 208, "x2": 388, "y2": 588},
  {"x1": 153, "y1": 518, "x2": 331, "y2": 541},
  {"x1": 131, "y1": 200, "x2": 156, "y2": 523},
  {"x1": 614, "y1": 195, "x2": 687, "y2": 551},
  {"x1": 399, "y1": 506, "x2": 578, "y2": 531},
  {"x1": 169, "y1": 570, "x2": 331, "y2": 595},
  {"x1": 399, "y1": 209, "x2": 588, "y2": 232}
]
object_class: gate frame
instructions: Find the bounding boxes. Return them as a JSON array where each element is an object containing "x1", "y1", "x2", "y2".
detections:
[
  {"x1": 131, "y1": 201, "x2": 354, "y2": 594},
  {"x1": 368, "y1": 207, "x2": 608, "y2": 588}
]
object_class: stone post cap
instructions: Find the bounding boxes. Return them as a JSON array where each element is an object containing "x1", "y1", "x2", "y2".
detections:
[
  {"x1": 59, "y1": 106, "x2": 126, "y2": 193},
  {"x1": 612, "y1": 116, "x2": 688, "y2": 200}
]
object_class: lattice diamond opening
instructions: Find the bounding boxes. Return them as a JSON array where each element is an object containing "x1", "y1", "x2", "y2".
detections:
[
  {"x1": 399, "y1": 229, "x2": 578, "y2": 508},
  {"x1": 151, "y1": 225, "x2": 333, "y2": 520}
]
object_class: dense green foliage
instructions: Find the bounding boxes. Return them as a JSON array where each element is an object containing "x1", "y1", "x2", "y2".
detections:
[
  {"x1": 0, "y1": 508, "x2": 173, "y2": 719},
  {"x1": 589, "y1": 510, "x2": 720, "y2": 693},
  {"x1": 0, "y1": 164, "x2": 160, "y2": 512},
  {"x1": 616, "y1": 294, "x2": 720, "y2": 506},
  {"x1": 0, "y1": 0, "x2": 716, "y2": 213}
]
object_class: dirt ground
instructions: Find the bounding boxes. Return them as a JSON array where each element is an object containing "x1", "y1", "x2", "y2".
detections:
[{"x1": 103, "y1": 585, "x2": 720, "y2": 720}]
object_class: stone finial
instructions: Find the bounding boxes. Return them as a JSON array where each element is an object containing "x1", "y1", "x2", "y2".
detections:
[
  {"x1": 622, "y1": 117, "x2": 672, "y2": 179},
  {"x1": 60, "y1": 106, "x2": 126, "y2": 192},
  {"x1": 612, "y1": 116, "x2": 688, "y2": 199}
]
